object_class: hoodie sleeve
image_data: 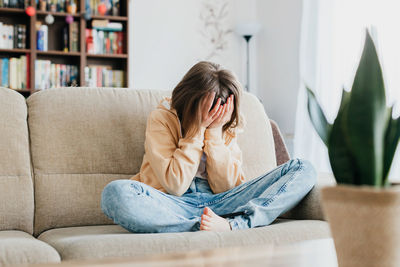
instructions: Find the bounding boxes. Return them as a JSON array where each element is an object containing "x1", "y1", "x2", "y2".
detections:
[
  {"x1": 203, "y1": 127, "x2": 246, "y2": 193},
  {"x1": 144, "y1": 110, "x2": 205, "y2": 196}
]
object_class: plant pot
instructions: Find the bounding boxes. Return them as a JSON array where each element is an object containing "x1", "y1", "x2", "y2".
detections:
[{"x1": 321, "y1": 185, "x2": 400, "y2": 267}]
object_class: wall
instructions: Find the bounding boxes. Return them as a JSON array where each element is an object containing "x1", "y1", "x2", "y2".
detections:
[
  {"x1": 255, "y1": 0, "x2": 303, "y2": 154},
  {"x1": 130, "y1": 0, "x2": 257, "y2": 91},
  {"x1": 130, "y1": 0, "x2": 303, "y2": 154}
]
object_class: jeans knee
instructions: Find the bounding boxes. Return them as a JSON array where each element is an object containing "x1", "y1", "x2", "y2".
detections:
[
  {"x1": 294, "y1": 159, "x2": 317, "y2": 189},
  {"x1": 101, "y1": 180, "x2": 128, "y2": 215}
]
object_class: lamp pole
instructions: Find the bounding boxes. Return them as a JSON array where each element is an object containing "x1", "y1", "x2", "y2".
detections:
[{"x1": 243, "y1": 35, "x2": 252, "y2": 92}]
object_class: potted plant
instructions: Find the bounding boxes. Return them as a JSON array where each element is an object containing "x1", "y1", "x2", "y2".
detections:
[{"x1": 306, "y1": 31, "x2": 400, "y2": 267}]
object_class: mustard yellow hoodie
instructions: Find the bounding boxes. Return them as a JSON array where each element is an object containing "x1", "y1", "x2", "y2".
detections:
[{"x1": 130, "y1": 97, "x2": 246, "y2": 196}]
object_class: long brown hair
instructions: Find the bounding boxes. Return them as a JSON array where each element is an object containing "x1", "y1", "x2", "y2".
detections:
[{"x1": 171, "y1": 61, "x2": 242, "y2": 138}]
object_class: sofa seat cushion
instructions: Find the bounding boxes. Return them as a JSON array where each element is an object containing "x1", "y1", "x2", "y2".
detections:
[
  {"x1": 38, "y1": 220, "x2": 330, "y2": 261},
  {"x1": 0, "y1": 231, "x2": 60, "y2": 266}
]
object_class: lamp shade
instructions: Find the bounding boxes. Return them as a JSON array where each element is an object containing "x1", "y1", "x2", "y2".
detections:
[{"x1": 235, "y1": 22, "x2": 261, "y2": 37}]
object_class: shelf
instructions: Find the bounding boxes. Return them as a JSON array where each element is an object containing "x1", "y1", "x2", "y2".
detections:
[
  {"x1": 87, "y1": 53, "x2": 127, "y2": 59},
  {"x1": 0, "y1": 0, "x2": 128, "y2": 94},
  {"x1": 37, "y1": 50, "x2": 81, "y2": 56},
  {"x1": 36, "y1": 11, "x2": 81, "y2": 18},
  {"x1": 0, "y1": 7, "x2": 25, "y2": 14},
  {"x1": 90, "y1": 15, "x2": 128, "y2": 21},
  {"x1": 0, "y1": 48, "x2": 30, "y2": 54}
]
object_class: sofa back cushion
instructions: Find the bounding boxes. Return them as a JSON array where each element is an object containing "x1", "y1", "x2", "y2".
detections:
[
  {"x1": 0, "y1": 88, "x2": 34, "y2": 234},
  {"x1": 27, "y1": 88, "x2": 276, "y2": 235}
]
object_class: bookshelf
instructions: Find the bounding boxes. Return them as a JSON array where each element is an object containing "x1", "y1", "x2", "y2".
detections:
[{"x1": 0, "y1": 0, "x2": 129, "y2": 96}]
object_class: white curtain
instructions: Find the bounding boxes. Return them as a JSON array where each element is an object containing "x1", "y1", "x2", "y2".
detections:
[{"x1": 294, "y1": 0, "x2": 400, "y2": 181}]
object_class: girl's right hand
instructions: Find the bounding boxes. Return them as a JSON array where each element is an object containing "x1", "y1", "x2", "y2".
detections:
[{"x1": 200, "y1": 92, "x2": 223, "y2": 128}]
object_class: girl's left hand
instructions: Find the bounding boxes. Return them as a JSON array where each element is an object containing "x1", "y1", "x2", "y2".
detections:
[{"x1": 208, "y1": 95, "x2": 234, "y2": 129}]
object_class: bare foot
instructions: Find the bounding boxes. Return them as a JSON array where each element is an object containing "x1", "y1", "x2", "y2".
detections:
[{"x1": 200, "y1": 207, "x2": 231, "y2": 231}]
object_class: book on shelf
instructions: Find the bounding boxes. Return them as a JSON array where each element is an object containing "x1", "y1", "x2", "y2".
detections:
[
  {"x1": 92, "y1": 20, "x2": 123, "y2": 31},
  {"x1": 35, "y1": 59, "x2": 78, "y2": 89},
  {"x1": 86, "y1": 28, "x2": 124, "y2": 54},
  {"x1": 84, "y1": 65, "x2": 124, "y2": 87},
  {"x1": 0, "y1": 0, "x2": 28, "y2": 8},
  {"x1": 87, "y1": 0, "x2": 119, "y2": 16},
  {"x1": 36, "y1": 24, "x2": 48, "y2": 51},
  {"x1": 0, "y1": 23, "x2": 27, "y2": 49},
  {"x1": 0, "y1": 55, "x2": 29, "y2": 89},
  {"x1": 63, "y1": 22, "x2": 79, "y2": 52}
]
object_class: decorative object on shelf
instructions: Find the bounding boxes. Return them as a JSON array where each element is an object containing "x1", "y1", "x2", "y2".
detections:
[
  {"x1": 97, "y1": 3, "x2": 107, "y2": 15},
  {"x1": 235, "y1": 22, "x2": 261, "y2": 92},
  {"x1": 25, "y1": 6, "x2": 36, "y2": 16},
  {"x1": 84, "y1": 0, "x2": 92, "y2": 21},
  {"x1": 67, "y1": 1, "x2": 77, "y2": 14},
  {"x1": 65, "y1": 15, "x2": 74, "y2": 24},
  {"x1": 199, "y1": 0, "x2": 232, "y2": 61},
  {"x1": 39, "y1": 0, "x2": 46, "y2": 11},
  {"x1": 50, "y1": 3, "x2": 56, "y2": 12},
  {"x1": 307, "y1": 30, "x2": 400, "y2": 267},
  {"x1": 111, "y1": 0, "x2": 119, "y2": 16},
  {"x1": 44, "y1": 14, "x2": 55, "y2": 25},
  {"x1": 83, "y1": 12, "x2": 92, "y2": 21}
]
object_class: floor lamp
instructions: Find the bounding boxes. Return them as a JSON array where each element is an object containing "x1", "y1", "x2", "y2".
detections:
[{"x1": 236, "y1": 23, "x2": 261, "y2": 92}]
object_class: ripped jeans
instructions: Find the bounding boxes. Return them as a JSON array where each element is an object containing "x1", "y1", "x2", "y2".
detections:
[{"x1": 101, "y1": 158, "x2": 316, "y2": 233}]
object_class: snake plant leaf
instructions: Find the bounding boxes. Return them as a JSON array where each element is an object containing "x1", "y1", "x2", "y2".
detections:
[
  {"x1": 338, "y1": 88, "x2": 351, "y2": 114},
  {"x1": 306, "y1": 87, "x2": 332, "y2": 146},
  {"x1": 383, "y1": 107, "x2": 400, "y2": 185},
  {"x1": 328, "y1": 89, "x2": 358, "y2": 184},
  {"x1": 346, "y1": 31, "x2": 387, "y2": 186}
]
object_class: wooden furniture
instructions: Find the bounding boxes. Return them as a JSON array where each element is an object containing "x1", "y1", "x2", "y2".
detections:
[
  {"x1": 0, "y1": 0, "x2": 128, "y2": 97},
  {"x1": 27, "y1": 238, "x2": 338, "y2": 267}
]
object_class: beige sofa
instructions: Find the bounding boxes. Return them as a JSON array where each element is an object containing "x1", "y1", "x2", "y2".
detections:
[{"x1": 0, "y1": 87, "x2": 330, "y2": 266}]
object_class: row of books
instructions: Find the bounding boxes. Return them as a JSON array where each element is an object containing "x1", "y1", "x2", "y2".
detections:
[
  {"x1": 84, "y1": 65, "x2": 124, "y2": 87},
  {"x1": 36, "y1": 22, "x2": 79, "y2": 52},
  {"x1": 89, "y1": 0, "x2": 119, "y2": 16},
  {"x1": 86, "y1": 29, "x2": 124, "y2": 54},
  {"x1": 36, "y1": 0, "x2": 78, "y2": 13},
  {"x1": 0, "y1": 56, "x2": 29, "y2": 89},
  {"x1": 0, "y1": 23, "x2": 27, "y2": 49},
  {"x1": 35, "y1": 60, "x2": 78, "y2": 89},
  {"x1": 0, "y1": 0, "x2": 28, "y2": 8}
]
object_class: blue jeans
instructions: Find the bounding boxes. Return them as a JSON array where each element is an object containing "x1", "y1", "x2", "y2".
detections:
[{"x1": 101, "y1": 158, "x2": 316, "y2": 233}]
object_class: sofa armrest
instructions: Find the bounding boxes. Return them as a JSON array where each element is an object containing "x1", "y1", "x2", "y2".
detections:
[
  {"x1": 279, "y1": 186, "x2": 325, "y2": 221},
  {"x1": 269, "y1": 119, "x2": 333, "y2": 221},
  {"x1": 279, "y1": 173, "x2": 336, "y2": 221},
  {"x1": 269, "y1": 120, "x2": 290, "y2": 166}
]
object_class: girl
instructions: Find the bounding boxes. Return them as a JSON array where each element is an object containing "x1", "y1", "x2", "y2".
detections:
[{"x1": 101, "y1": 61, "x2": 316, "y2": 233}]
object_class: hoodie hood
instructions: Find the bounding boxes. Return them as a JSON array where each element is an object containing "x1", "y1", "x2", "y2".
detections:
[{"x1": 157, "y1": 97, "x2": 178, "y2": 116}]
